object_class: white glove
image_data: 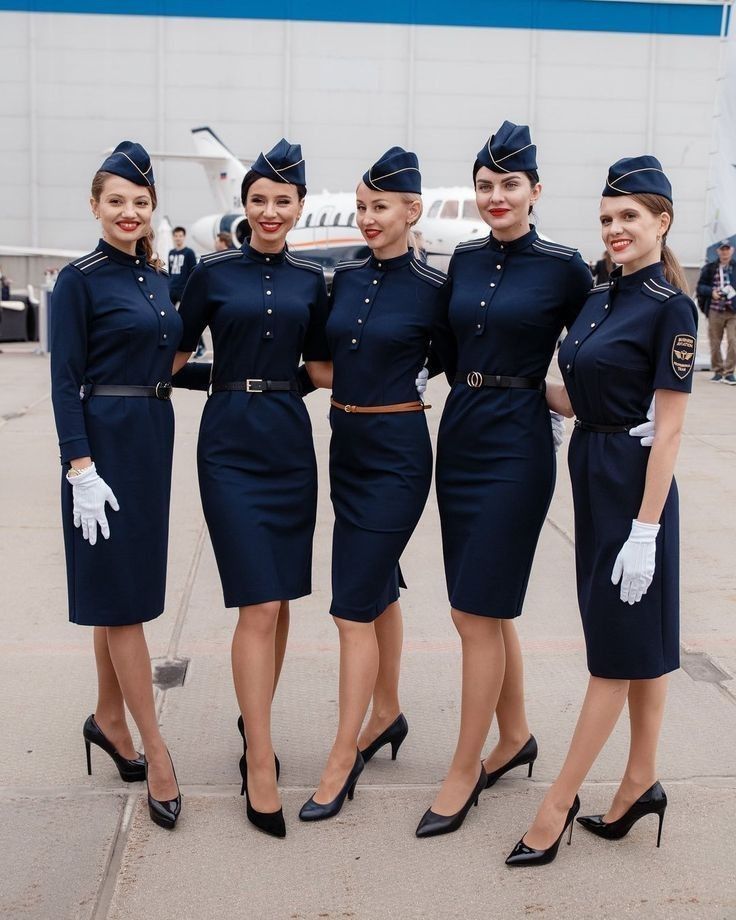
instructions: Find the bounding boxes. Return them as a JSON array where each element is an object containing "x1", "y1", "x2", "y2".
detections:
[
  {"x1": 549, "y1": 411, "x2": 565, "y2": 451},
  {"x1": 415, "y1": 367, "x2": 429, "y2": 398},
  {"x1": 628, "y1": 397, "x2": 655, "y2": 448},
  {"x1": 66, "y1": 462, "x2": 119, "y2": 545},
  {"x1": 611, "y1": 519, "x2": 660, "y2": 605}
]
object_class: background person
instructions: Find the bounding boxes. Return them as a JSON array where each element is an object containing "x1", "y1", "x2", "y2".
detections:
[
  {"x1": 49, "y1": 142, "x2": 182, "y2": 830},
  {"x1": 214, "y1": 231, "x2": 235, "y2": 251},
  {"x1": 168, "y1": 226, "x2": 204, "y2": 356},
  {"x1": 696, "y1": 239, "x2": 736, "y2": 384},
  {"x1": 507, "y1": 156, "x2": 697, "y2": 867}
]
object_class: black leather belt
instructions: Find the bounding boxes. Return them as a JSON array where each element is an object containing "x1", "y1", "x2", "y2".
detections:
[
  {"x1": 574, "y1": 420, "x2": 646, "y2": 433},
  {"x1": 455, "y1": 372, "x2": 545, "y2": 391},
  {"x1": 81, "y1": 383, "x2": 172, "y2": 400},
  {"x1": 211, "y1": 379, "x2": 297, "y2": 394}
]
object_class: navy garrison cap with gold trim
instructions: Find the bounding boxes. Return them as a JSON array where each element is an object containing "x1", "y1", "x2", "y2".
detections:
[
  {"x1": 252, "y1": 138, "x2": 306, "y2": 186},
  {"x1": 477, "y1": 121, "x2": 537, "y2": 174},
  {"x1": 100, "y1": 141, "x2": 154, "y2": 186},
  {"x1": 602, "y1": 155, "x2": 672, "y2": 202},
  {"x1": 363, "y1": 147, "x2": 422, "y2": 194}
]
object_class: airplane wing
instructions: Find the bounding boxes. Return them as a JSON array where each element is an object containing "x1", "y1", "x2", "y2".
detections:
[{"x1": 0, "y1": 245, "x2": 86, "y2": 258}]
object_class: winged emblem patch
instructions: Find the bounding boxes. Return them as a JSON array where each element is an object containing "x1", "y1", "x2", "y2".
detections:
[{"x1": 671, "y1": 334, "x2": 695, "y2": 380}]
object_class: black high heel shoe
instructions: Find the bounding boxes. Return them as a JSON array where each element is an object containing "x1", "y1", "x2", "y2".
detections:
[
  {"x1": 240, "y1": 751, "x2": 285, "y2": 838},
  {"x1": 237, "y1": 715, "x2": 281, "y2": 780},
  {"x1": 485, "y1": 734, "x2": 538, "y2": 788},
  {"x1": 415, "y1": 766, "x2": 487, "y2": 838},
  {"x1": 299, "y1": 750, "x2": 364, "y2": 821},
  {"x1": 145, "y1": 751, "x2": 181, "y2": 830},
  {"x1": 83, "y1": 714, "x2": 145, "y2": 782},
  {"x1": 359, "y1": 713, "x2": 408, "y2": 764},
  {"x1": 577, "y1": 781, "x2": 667, "y2": 847},
  {"x1": 505, "y1": 795, "x2": 580, "y2": 866}
]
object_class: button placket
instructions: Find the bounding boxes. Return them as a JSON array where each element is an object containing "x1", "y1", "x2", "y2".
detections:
[
  {"x1": 474, "y1": 256, "x2": 503, "y2": 336},
  {"x1": 262, "y1": 268, "x2": 275, "y2": 340},
  {"x1": 135, "y1": 267, "x2": 168, "y2": 346},
  {"x1": 351, "y1": 274, "x2": 382, "y2": 350}
]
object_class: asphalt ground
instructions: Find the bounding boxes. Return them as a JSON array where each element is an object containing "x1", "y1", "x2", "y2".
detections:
[{"x1": 0, "y1": 341, "x2": 734, "y2": 920}]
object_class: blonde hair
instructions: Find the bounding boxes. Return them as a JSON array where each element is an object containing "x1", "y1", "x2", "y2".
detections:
[
  {"x1": 91, "y1": 171, "x2": 163, "y2": 270},
  {"x1": 630, "y1": 193, "x2": 688, "y2": 292}
]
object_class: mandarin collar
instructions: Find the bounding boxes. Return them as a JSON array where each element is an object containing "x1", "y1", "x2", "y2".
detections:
[
  {"x1": 611, "y1": 260, "x2": 666, "y2": 291},
  {"x1": 98, "y1": 238, "x2": 147, "y2": 267},
  {"x1": 369, "y1": 249, "x2": 414, "y2": 272},
  {"x1": 242, "y1": 241, "x2": 286, "y2": 264},
  {"x1": 488, "y1": 225, "x2": 538, "y2": 253}
]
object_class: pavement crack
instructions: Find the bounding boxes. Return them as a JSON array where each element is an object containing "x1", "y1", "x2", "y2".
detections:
[{"x1": 90, "y1": 793, "x2": 137, "y2": 920}]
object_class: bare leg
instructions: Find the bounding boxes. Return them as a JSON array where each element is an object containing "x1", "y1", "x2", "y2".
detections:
[
  {"x1": 357, "y1": 600, "x2": 402, "y2": 750},
  {"x1": 604, "y1": 675, "x2": 668, "y2": 822},
  {"x1": 105, "y1": 624, "x2": 178, "y2": 801},
  {"x1": 232, "y1": 601, "x2": 281, "y2": 812},
  {"x1": 431, "y1": 610, "x2": 505, "y2": 815},
  {"x1": 483, "y1": 619, "x2": 531, "y2": 772},
  {"x1": 273, "y1": 600, "x2": 290, "y2": 696},
  {"x1": 522, "y1": 675, "x2": 629, "y2": 849},
  {"x1": 313, "y1": 617, "x2": 379, "y2": 804},
  {"x1": 92, "y1": 626, "x2": 137, "y2": 759}
]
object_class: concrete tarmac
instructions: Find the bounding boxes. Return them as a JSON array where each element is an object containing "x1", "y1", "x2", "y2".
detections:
[{"x1": 0, "y1": 344, "x2": 734, "y2": 920}]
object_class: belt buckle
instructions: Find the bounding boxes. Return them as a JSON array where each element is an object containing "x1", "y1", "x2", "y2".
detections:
[
  {"x1": 154, "y1": 382, "x2": 172, "y2": 400},
  {"x1": 344, "y1": 404, "x2": 354, "y2": 413},
  {"x1": 246, "y1": 379, "x2": 264, "y2": 393},
  {"x1": 466, "y1": 371, "x2": 483, "y2": 389}
]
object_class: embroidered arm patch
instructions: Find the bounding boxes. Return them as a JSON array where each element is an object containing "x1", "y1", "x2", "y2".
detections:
[{"x1": 671, "y1": 333, "x2": 695, "y2": 379}]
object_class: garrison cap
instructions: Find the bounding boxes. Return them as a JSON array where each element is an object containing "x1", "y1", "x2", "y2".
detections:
[
  {"x1": 362, "y1": 147, "x2": 422, "y2": 193},
  {"x1": 252, "y1": 138, "x2": 306, "y2": 186},
  {"x1": 602, "y1": 155, "x2": 672, "y2": 201},
  {"x1": 100, "y1": 141, "x2": 154, "y2": 186},
  {"x1": 477, "y1": 121, "x2": 537, "y2": 174}
]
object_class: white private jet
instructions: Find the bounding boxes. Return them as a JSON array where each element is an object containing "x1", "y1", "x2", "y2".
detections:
[{"x1": 156, "y1": 127, "x2": 487, "y2": 269}]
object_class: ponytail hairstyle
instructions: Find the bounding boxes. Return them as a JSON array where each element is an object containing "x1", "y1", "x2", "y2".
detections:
[
  {"x1": 91, "y1": 171, "x2": 162, "y2": 270},
  {"x1": 401, "y1": 192, "x2": 424, "y2": 258},
  {"x1": 630, "y1": 193, "x2": 689, "y2": 292}
]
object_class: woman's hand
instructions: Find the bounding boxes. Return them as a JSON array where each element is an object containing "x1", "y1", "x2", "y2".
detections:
[{"x1": 66, "y1": 462, "x2": 119, "y2": 545}]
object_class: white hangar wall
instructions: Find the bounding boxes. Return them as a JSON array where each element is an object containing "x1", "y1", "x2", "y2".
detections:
[{"x1": 0, "y1": 9, "x2": 723, "y2": 263}]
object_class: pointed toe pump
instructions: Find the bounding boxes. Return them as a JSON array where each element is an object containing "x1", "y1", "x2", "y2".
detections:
[
  {"x1": 240, "y1": 753, "x2": 285, "y2": 838},
  {"x1": 299, "y1": 751, "x2": 364, "y2": 822},
  {"x1": 415, "y1": 767, "x2": 487, "y2": 838},
  {"x1": 577, "y1": 781, "x2": 667, "y2": 847},
  {"x1": 83, "y1": 714, "x2": 145, "y2": 782},
  {"x1": 505, "y1": 795, "x2": 580, "y2": 867},
  {"x1": 485, "y1": 735, "x2": 538, "y2": 789},
  {"x1": 359, "y1": 713, "x2": 409, "y2": 764},
  {"x1": 145, "y1": 752, "x2": 181, "y2": 830},
  {"x1": 237, "y1": 716, "x2": 280, "y2": 780}
]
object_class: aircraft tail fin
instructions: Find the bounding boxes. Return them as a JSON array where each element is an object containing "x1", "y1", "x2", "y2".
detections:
[{"x1": 190, "y1": 127, "x2": 251, "y2": 213}]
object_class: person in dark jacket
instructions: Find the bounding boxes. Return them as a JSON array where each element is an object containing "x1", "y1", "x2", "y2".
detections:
[{"x1": 696, "y1": 240, "x2": 736, "y2": 383}]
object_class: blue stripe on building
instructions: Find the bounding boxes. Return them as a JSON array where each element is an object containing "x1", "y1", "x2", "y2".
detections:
[{"x1": 0, "y1": 0, "x2": 724, "y2": 36}]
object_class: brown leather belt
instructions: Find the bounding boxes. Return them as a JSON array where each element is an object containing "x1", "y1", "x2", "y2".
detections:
[{"x1": 330, "y1": 398, "x2": 430, "y2": 414}]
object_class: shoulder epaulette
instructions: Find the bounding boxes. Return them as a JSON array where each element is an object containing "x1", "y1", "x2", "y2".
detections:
[
  {"x1": 200, "y1": 249, "x2": 241, "y2": 266},
  {"x1": 333, "y1": 256, "x2": 371, "y2": 274},
  {"x1": 531, "y1": 238, "x2": 578, "y2": 261},
  {"x1": 284, "y1": 252, "x2": 323, "y2": 275},
  {"x1": 71, "y1": 249, "x2": 108, "y2": 275},
  {"x1": 454, "y1": 235, "x2": 490, "y2": 254},
  {"x1": 410, "y1": 258, "x2": 446, "y2": 288},
  {"x1": 641, "y1": 276, "x2": 678, "y2": 302}
]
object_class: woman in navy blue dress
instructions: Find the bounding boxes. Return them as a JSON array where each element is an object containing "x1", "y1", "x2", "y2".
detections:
[
  {"x1": 50, "y1": 143, "x2": 181, "y2": 829},
  {"x1": 507, "y1": 157, "x2": 697, "y2": 866},
  {"x1": 420, "y1": 123, "x2": 592, "y2": 837},
  {"x1": 299, "y1": 148, "x2": 451, "y2": 821},
  {"x1": 173, "y1": 140, "x2": 331, "y2": 838}
]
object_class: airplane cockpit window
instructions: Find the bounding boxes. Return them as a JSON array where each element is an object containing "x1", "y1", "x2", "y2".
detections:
[
  {"x1": 427, "y1": 200, "x2": 442, "y2": 218},
  {"x1": 440, "y1": 200, "x2": 459, "y2": 219},
  {"x1": 305, "y1": 214, "x2": 312, "y2": 227},
  {"x1": 334, "y1": 213, "x2": 341, "y2": 225},
  {"x1": 319, "y1": 213, "x2": 327, "y2": 227},
  {"x1": 462, "y1": 200, "x2": 481, "y2": 221},
  {"x1": 347, "y1": 212, "x2": 355, "y2": 226}
]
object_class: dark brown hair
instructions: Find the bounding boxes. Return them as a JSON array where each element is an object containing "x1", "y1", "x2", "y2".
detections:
[
  {"x1": 91, "y1": 171, "x2": 161, "y2": 269},
  {"x1": 630, "y1": 193, "x2": 688, "y2": 292}
]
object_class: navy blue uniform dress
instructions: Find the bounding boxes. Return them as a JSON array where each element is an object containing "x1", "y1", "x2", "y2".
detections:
[
  {"x1": 177, "y1": 243, "x2": 330, "y2": 608},
  {"x1": 559, "y1": 263, "x2": 697, "y2": 679},
  {"x1": 436, "y1": 228, "x2": 592, "y2": 618},
  {"x1": 50, "y1": 240, "x2": 182, "y2": 626},
  {"x1": 327, "y1": 250, "x2": 449, "y2": 622}
]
